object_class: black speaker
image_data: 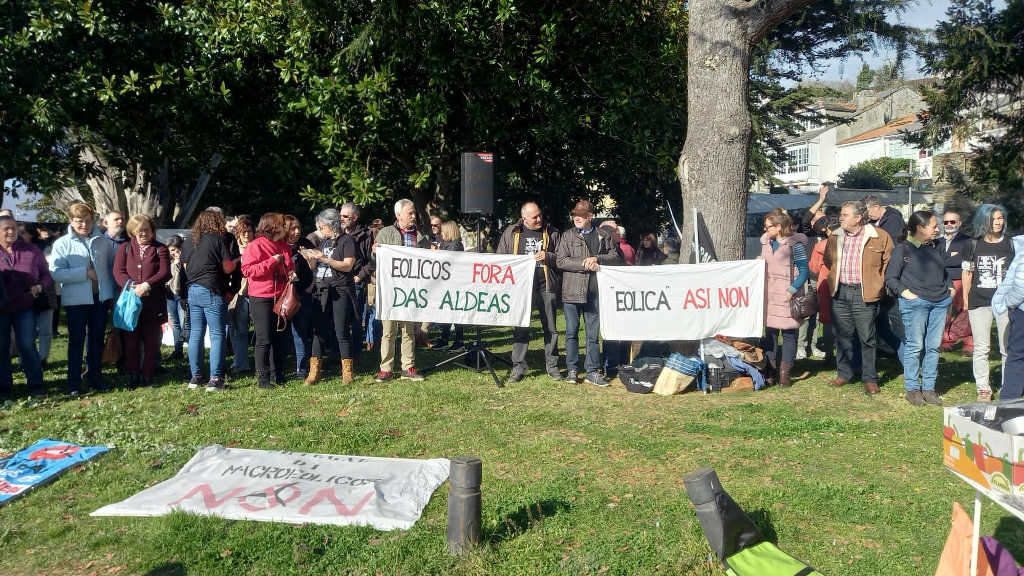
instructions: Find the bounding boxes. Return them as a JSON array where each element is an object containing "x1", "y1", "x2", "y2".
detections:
[{"x1": 460, "y1": 152, "x2": 494, "y2": 215}]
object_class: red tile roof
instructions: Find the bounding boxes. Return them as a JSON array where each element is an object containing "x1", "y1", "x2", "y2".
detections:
[{"x1": 838, "y1": 114, "x2": 920, "y2": 145}]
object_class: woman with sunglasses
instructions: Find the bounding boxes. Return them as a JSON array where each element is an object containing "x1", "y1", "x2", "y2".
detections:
[{"x1": 759, "y1": 208, "x2": 809, "y2": 387}]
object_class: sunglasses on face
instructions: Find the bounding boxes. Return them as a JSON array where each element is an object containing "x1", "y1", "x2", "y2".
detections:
[{"x1": 943, "y1": 220, "x2": 959, "y2": 225}]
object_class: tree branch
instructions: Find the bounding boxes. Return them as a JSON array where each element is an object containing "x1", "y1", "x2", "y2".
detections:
[{"x1": 747, "y1": 0, "x2": 821, "y2": 43}]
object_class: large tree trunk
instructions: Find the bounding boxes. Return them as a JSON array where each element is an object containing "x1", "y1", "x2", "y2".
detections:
[{"x1": 679, "y1": 0, "x2": 816, "y2": 261}]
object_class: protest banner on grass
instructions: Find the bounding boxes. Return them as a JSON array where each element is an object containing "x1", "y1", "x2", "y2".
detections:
[
  {"x1": 376, "y1": 245, "x2": 536, "y2": 327},
  {"x1": 597, "y1": 260, "x2": 766, "y2": 341},
  {"x1": 92, "y1": 445, "x2": 450, "y2": 531},
  {"x1": 0, "y1": 439, "x2": 110, "y2": 506}
]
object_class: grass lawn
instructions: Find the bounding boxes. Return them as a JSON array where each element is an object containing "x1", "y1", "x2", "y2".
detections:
[{"x1": 1, "y1": 320, "x2": 1022, "y2": 575}]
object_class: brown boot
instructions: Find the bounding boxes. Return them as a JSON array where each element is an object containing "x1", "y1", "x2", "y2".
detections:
[
  {"x1": 779, "y1": 362, "x2": 792, "y2": 388},
  {"x1": 305, "y1": 357, "x2": 322, "y2": 385},
  {"x1": 342, "y1": 358, "x2": 354, "y2": 384}
]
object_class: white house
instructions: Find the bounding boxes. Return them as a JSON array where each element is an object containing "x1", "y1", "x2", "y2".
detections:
[{"x1": 834, "y1": 113, "x2": 952, "y2": 177}]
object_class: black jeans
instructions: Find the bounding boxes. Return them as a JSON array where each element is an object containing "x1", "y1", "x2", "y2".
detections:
[
  {"x1": 876, "y1": 294, "x2": 905, "y2": 362},
  {"x1": 762, "y1": 328, "x2": 797, "y2": 367},
  {"x1": 251, "y1": 297, "x2": 290, "y2": 382},
  {"x1": 832, "y1": 284, "x2": 880, "y2": 383},
  {"x1": 564, "y1": 298, "x2": 600, "y2": 374},
  {"x1": 312, "y1": 286, "x2": 355, "y2": 360},
  {"x1": 350, "y1": 282, "x2": 365, "y2": 360},
  {"x1": 512, "y1": 289, "x2": 559, "y2": 373}
]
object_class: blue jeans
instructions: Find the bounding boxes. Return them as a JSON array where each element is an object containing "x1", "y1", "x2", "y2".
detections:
[
  {"x1": 167, "y1": 296, "x2": 186, "y2": 354},
  {"x1": 351, "y1": 283, "x2": 366, "y2": 360},
  {"x1": 1003, "y1": 308, "x2": 1024, "y2": 400},
  {"x1": 65, "y1": 296, "x2": 109, "y2": 392},
  {"x1": 564, "y1": 299, "x2": 601, "y2": 374},
  {"x1": 899, "y1": 295, "x2": 951, "y2": 391},
  {"x1": 188, "y1": 284, "x2": 226, "y2": 380},
  {"x1": 0, "y1": 308, "x2": 44, "y2": 396},
  {"x1": 291, "y1": 291, "x2": 314, "y2": 375}
]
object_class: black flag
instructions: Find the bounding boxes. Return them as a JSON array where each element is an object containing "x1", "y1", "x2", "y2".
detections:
[{"x1": 689, "y1": 211, "x2": 718, "y2": 263}]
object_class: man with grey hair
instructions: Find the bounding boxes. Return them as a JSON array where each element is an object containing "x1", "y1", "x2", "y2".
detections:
[
  {"x1": 823, "y1": 200, "x2": 894, "y2": 395},
  {"x1": 496, "y1": 201, "x2": 562, "y2": 381},
  {"x1": 863, "y1": 194, "x2": 906, "y2": 360},
  {"x1": 372, "y1": 198, "x2": 430, "y2": 382},
  {"x1": 340, "y1": 201, "x2": 374, "y2": 361}
]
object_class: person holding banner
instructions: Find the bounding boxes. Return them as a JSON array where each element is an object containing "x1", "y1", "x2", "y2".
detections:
[
  {"x1": 497, "y1": 201, "x2": 562, "y2": 382},
  {"x1": 758, "y1": 208, "x2": 809, "y2": 388},
  {"x1": 556, "y1": 200, "x2": 623, "y2": 387},
  {"x1": 241, "y1": 213, "x2": 295, "y2": 389},
  {"x1": 304, "y1": 208, "x2": 358, "y2": 384},
  {"x1": 373, "y1": 199, "x2": 430, "y2": 382}
]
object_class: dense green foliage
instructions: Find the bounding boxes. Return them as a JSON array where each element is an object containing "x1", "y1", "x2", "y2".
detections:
[
  {"x1": 916, "y1": 0, "x2": 1024, "y2": 213},
  {"x1": 838, "y1": 157, "x2": 912, "y2": 189}
]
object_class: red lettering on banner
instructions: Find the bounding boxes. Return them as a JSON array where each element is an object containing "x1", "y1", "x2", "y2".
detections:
[
  {"x1": 28, "y1": 445, "x2": 81, "y2": 461},
  {"x1": 682, "y1": 288, "x2": 710, "y2": 309},
  {"x1": 471, "y1": 263, "x2": 516, "y2": 285},
  {"x1": 238, "y1": 483, "x2": 303, "y2": 511},
  {"x1": 168, "y1": 484, "x2": 247, "y2": 509},
  {"x1": 0, "y1": 480, "x2": 26, "y2": 494},
  {"x1": 298, "y1": 488, "x2": 374, "y2": 516},
  {"x1": 717, "y1": 287, "x2": 749, "y2": 308}
]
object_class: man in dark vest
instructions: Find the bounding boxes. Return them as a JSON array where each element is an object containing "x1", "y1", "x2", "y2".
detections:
[
  {"x1": 496, "y1": 202, "x2": 562, "y2": 382},
  {"x1": 342, "y1": 202, "x2": 374, "y2": 361}
]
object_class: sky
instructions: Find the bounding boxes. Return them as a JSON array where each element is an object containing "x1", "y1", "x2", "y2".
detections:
[{"x1": 806, "y1": 0, "x2": 952, "y2": 83}]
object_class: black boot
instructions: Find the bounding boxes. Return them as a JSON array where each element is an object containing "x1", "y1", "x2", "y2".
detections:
[{"x1": 257, "y1": 371, "x2": 274, "y2": 389}]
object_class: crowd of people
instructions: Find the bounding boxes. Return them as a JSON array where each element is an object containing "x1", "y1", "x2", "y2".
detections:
[{"x1": 0, "y1": 191, "x2": 1020, "y2": 407}]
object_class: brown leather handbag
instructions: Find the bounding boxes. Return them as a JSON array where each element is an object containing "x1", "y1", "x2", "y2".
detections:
[{"x1": 273, "y1": 276, "x2": 301, "y2": 329}]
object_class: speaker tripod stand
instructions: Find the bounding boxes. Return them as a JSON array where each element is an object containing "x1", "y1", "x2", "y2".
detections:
[
  {"x1": 421, "y1": 325, "x2": 511, "y2": 388},
  {"x1": 421, "y1": 215, "x2": 511, "y2": 388}
]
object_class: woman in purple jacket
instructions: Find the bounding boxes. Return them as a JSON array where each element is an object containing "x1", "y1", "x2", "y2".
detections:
[{"x1": 0, "y1": 215, "x2": 53, "y2": 399}]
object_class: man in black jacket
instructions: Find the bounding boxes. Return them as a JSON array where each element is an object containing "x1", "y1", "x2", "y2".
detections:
[
  {"x1": 864, "y1": 195, "x2": 906, "y2": 359},
  {"x1": 496, "y1": 202, "x2": 562, "y2": 382},
  {"x1": 937, "y1": 209, "x2": 973, "y2": 353},
  {"x1": 341, "y1": 202, "x2": 374, "y2": 360}
]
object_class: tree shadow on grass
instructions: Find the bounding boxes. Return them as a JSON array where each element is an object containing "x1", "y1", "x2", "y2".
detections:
[
  {"x1": 144, "y1": 563, "x2": 186, "y2": 576},
  {"x1": 485, "y1": 499, "x2": 571, "y2": 545},
  {"x1": 994, "y1": 517, "x2": 1024, "y2": 563}
]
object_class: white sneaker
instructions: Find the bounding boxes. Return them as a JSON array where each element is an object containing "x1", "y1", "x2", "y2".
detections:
[
  {"x1": 811, "y1": 347, "x2": 826, "y2": 358},
  {"x1": 795, "y1": 349, "x2": 807, "y2": 360}
]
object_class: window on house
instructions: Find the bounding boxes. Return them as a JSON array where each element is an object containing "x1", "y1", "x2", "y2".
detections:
[{"x1": 787, "y1": 147, "x2": 808, "y2": 173}]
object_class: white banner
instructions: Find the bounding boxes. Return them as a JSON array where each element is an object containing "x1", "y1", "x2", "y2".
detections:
[
  {"x1": 92, "y1": 445, "x2": 450, "y2": 531},
  {"x1": 597, "y1": 260, "x2": 765, "y2": 341},
  {"x1": 376, "y1": 245, "x2": 536, "y2": 327}
]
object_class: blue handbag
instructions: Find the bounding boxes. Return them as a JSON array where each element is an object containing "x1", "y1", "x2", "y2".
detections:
[{"x1": 113, "y1": 281, "x2": 142, "y2": 331}]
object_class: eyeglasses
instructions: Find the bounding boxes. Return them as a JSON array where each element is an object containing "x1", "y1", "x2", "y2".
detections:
[
  {"x1": 943, "y1": 220, "x2": 959, "y2": 225},
  {"x1": 431, "y1": 224, "x2": 441, "y2": 228}
]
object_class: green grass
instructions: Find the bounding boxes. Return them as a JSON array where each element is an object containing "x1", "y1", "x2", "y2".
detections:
[{"x1": 1, "y1": 322, "x2": 1021, "y2": 575}]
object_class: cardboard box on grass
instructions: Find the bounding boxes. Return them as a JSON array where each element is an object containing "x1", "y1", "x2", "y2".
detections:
[{"x1": 943, "y1": 405, "x2": 1024, "y2": 495}]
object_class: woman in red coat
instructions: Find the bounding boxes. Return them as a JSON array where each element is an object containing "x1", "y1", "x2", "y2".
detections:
[
  {"x1": 241, "y1": 213, "x2": 295, "y2": 388},
  {"x1": 113, "y1": 214, "x2": 170, "y2": 388}
]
